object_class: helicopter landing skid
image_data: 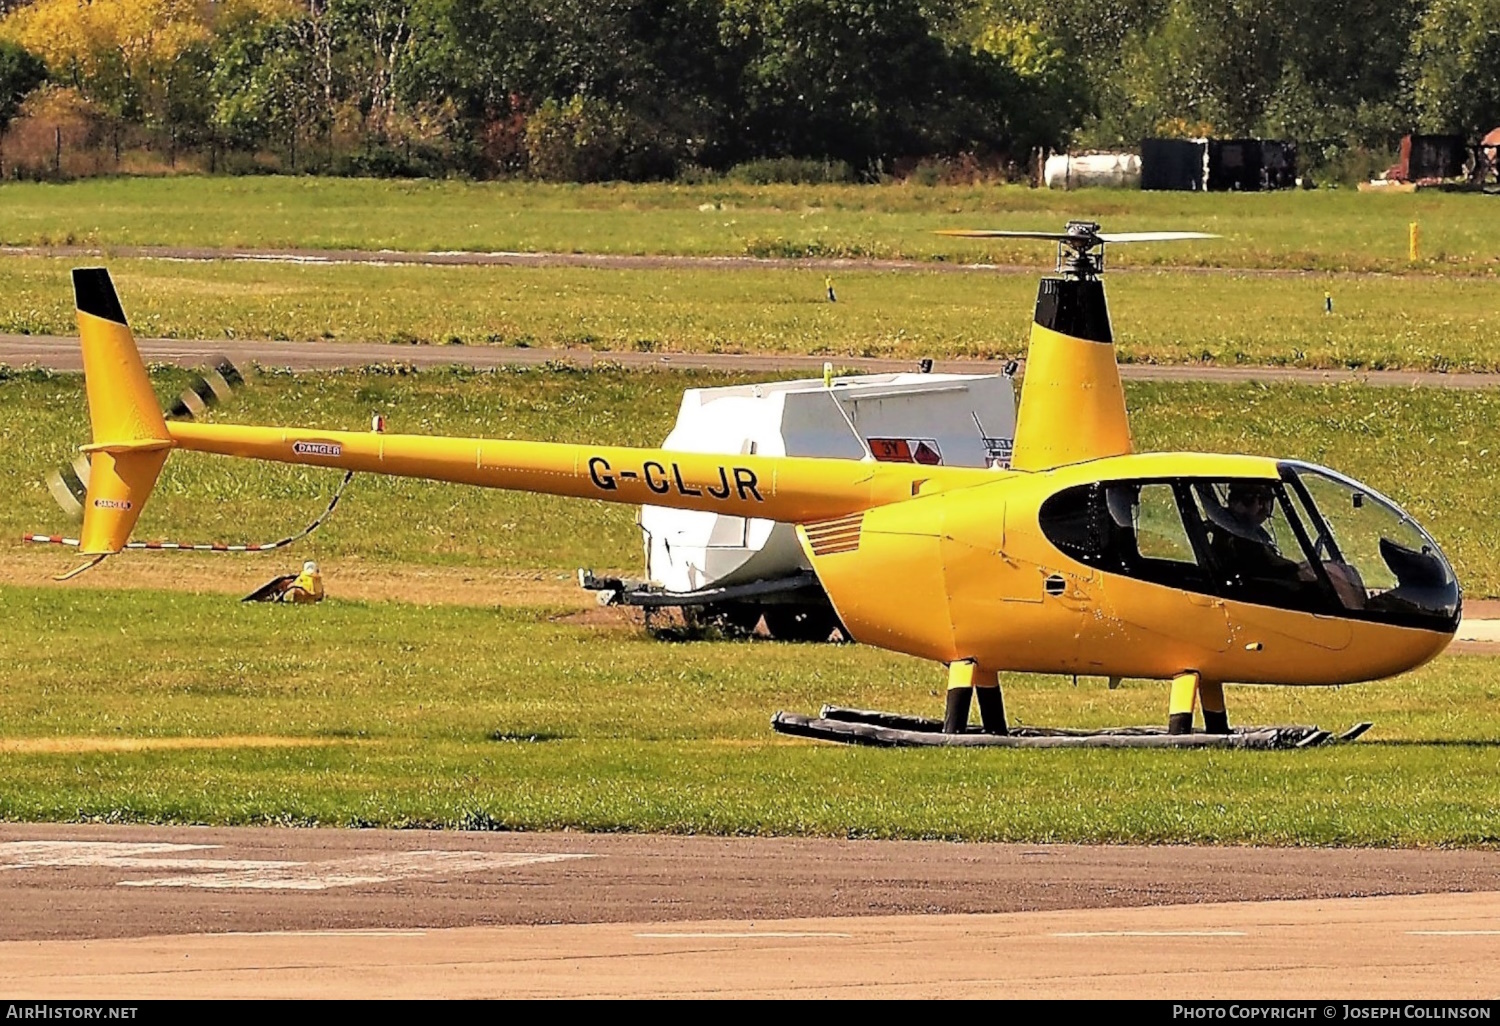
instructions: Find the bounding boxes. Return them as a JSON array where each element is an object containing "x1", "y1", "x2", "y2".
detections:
[{"x1": 771, "y1": 707, "x2": 1372, "y2": 750}]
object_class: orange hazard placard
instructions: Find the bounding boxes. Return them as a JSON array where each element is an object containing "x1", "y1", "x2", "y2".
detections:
[
  {"x1": 867, "y1": 438, "x2": 942, "y2": 465},
  {"x1": 868, "y1": 438, "x2": 913, "y2": 462}
]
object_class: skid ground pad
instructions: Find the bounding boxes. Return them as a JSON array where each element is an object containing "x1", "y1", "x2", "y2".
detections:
[{"x1": 771, "y1": 707, "x2": 1373, "y2": 749}]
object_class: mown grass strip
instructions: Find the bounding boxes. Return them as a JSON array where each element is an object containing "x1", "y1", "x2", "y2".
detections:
[
  {"x1": 2, "y1": 256, "x2": 1498, "y2": 369},
  {"x1": 0, "y1": 585, "x2": 1496, "y2": 845},
  {"x1": 3, "y1": 178, "x2": 1499, "y2": 275},
  {"x1": 5, "y1": 367, "x2": 1495, "y2": 594}
]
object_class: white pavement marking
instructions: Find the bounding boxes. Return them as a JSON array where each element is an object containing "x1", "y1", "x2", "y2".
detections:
[
  {"x1": 1, "y1": 840, "x2": 594, "y2": 890},
  {"x1": 1457, "y1": 619, "x2": 1500, "y2": 642},
  {"x1": 122, "y1": 850, "x2": 594, "y2": 890},
  {"x1": 0, "y1": 841, "x2": 286, "y2": 871},
  {"x1": 1050, "y1": 931, "x2": 1247, "y2": 937},
  {"x1": 635, "y1": 932, "x2": 853, "y2": 939}
]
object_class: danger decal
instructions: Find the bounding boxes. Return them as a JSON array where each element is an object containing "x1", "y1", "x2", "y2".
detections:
[{"x1": 292, "y1": 441, "x2": 343, "y2": 457}]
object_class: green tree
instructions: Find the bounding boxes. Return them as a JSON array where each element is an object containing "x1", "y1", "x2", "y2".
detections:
[
  {"x1": 430, "y1": 0, "x2": 730, "y2": 175},
  {"x1": 1410, "y1": 0, "x2": 1500, "y2": 134},
  {"x1": 0, "y1": 37, "x2": 45, "y2": 134},
  {"x1": 331, "y1": 0, "x2": 413, "y2": 140},
  {"x1": 524, "y1": 94, "x2": 628, "y2": 181},
  {"x1": 1070, "y1": 0, "x2": 1416, "y2": 146},
  {"x1": 211, "y1": 13, "x2": 321, "y2": 166},
  {"x1": 0, "y1": 37, "x2": 45, "y2": 175},
  {"x1": 970, "y1": 19, "x2": 1086, "y2": 150},
  {"x1": 720, "y1": 0, "x2": 1025, "y2": 165},
  {"x1": 957, "y1": 0, "x2": 1164, "y2": 147},
  {"x1": 0, "y1": 0, "x2": 236, "y2": 159}
]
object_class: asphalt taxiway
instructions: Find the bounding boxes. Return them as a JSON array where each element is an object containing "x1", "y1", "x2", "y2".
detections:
[{"x1": 3, "y1": 825, "x2": 1498, "y2": 997}]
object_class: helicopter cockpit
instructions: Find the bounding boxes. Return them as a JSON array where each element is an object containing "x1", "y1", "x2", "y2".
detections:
[{"x1": 1038, "y1": 461, "x2": 1460, "y2": 631}]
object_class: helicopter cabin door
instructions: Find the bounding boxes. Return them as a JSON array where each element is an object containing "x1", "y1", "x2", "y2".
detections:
[
  {"x1": 1090, "y1": 480, "x2": 1234, "y2": 662},
  {"x1": 946, "y1": 497, "x2": 1088, "y2": 673}
]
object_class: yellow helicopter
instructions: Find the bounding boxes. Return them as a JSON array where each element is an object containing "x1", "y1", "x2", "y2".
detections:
[{"x1": 54, "y1": 222, "x2": 1460, "y2": 744}]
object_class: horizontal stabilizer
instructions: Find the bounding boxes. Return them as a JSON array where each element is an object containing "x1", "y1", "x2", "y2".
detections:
[{"x1": 243, "y1": 574, "x2": 298, "y2": 603}]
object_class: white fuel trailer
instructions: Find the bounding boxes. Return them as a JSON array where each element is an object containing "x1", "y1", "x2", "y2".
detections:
[{"x1": 581, "y1": 368, "x2": 1017, "y2": 640}]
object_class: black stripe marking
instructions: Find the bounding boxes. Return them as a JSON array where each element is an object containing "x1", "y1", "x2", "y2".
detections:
[
  {"x1": 72, "y1": 268, "x2": 128, "y2": 325},
  {"x1": 1034, "y1": 278, "x2": 1113, "y2": 344}
]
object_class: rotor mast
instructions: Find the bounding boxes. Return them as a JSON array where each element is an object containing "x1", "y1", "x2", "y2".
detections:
[
  {"x1": 938, "y1": 221, "x2": 1215, "y2": 473},
  {"x1": 1053, "y1": 220, "x2": 1108, "y2": 280}
]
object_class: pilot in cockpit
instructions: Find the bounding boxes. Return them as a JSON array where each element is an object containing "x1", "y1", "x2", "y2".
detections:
[{"x1": 1205, "y1": 482, "x2": 1304, "y2": 583}]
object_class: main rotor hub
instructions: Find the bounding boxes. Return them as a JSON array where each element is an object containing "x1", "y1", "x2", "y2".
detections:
[{"x1": 1058, "y1": 220, "x2": 1106, "y2": 281}]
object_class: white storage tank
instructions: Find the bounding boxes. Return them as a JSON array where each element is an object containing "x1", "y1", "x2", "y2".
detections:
[
  {"x1": 583, "y1": 371, "x2": 1016, "y2": 639},
  {"x1": 1044, "y1": 152, "x2": 1142, "y2": 189}
]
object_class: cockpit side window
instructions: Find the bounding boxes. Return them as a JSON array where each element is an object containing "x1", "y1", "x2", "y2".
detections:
[
  {"x1": 1040, "y1": 481, "x2": 1208, "y2": 589},
  {"x1": 1037, "y1": 483, "x2": 1106, "y2": 566},
  {"x1": 1129, "y1": 484, "x2": 1198, "y2": 563}
]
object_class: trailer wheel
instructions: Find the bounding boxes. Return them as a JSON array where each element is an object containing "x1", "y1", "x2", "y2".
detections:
[
  {"x1": 711, "y1": 604, "x2": 764, "y2": 636},
  {"x1": 763, "y1": 605, "x2": 838, "y2": 643}
]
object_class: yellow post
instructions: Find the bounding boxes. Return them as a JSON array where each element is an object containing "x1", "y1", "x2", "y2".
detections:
[{"x1": 1409, "y1": 221, "x2": 1420, "y2": 262}]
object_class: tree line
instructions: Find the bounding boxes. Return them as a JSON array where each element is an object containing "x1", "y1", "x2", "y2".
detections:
[{"x1": 0, "y1": 0, "x2": 1496, "y2": 181}]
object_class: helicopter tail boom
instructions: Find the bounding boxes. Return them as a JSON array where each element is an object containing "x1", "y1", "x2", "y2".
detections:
[
  {"x1": 165, "y1": 420, "x2": 991, "y2": 524},
  {"x1": 66, "y1": 267, "x2": 997, "y2": 553}
]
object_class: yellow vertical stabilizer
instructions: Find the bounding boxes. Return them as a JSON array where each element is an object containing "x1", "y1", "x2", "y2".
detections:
[
  {"x1": 73, "y1": 268, "x2": 172, "y2": 556},
  {"x1": 1010, "y1": 277, "x2": 1132, "y2": 472}
]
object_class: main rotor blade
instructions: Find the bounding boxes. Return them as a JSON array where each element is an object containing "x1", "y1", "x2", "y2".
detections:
[
  {"x1": 933, "y1": 230, "x2": 1076, "y2": 240},
  {"x1": 936, "y1": 229, "x2": 1219, "y2": 243},
  {"x1": 1095, "y1": 231, "x2": 1219, "y2": 243}
]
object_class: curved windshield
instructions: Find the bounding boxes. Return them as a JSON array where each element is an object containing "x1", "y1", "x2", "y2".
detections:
[
  {"x1": 1037, "y1": 467, "x2": 1460, "y2": 631},
  {"x1": 1280, "y1": 462, "x2": 1460, "y2": 627}
]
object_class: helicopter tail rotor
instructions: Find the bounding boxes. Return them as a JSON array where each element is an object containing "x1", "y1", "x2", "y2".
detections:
[{"x1": 43, "y1": 356, "x2": 247, "y2": 523}]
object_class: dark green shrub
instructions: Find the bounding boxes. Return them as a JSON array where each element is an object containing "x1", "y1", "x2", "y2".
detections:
[{"x1": 726, "y1": 157, "x2": 855, "y2": 184}]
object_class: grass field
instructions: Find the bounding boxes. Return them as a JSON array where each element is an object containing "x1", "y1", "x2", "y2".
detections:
[
  {"x1": 4, "y1": 179, "x2": 1497, "y2": 847},
  {"x1": 2, "y1": 177, "x2": 1499, "y2": 275},
  {"x1": 4, "y1": 367, "x2": 1497, "y2": 594},
  {"x1": 1, "y1": 584, "x2": 1496, "y2": 845},
  {"x1": 4, "y1": 366, "x2": 1496, "y2": 843},
  {"x1": 3, "y1": 256, "x2": 1499, "y2": 369}
]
